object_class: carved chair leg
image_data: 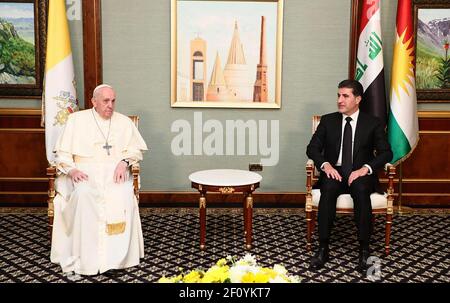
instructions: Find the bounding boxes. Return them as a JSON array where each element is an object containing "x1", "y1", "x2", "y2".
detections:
[
  {"x1": 306, "y1": 211, "x2": 313, "y2": 251},
  {"x1": 385, "y1": 213, "x2": 392, "y2": 256},
  {"x1": 48, "y1": 198, "x2": 54, "y2": 243},
  {"x1": 199, "y1": 193, "x2": 206, "y2": 250},
  {"x1": 48, "y1": 216, "x2": 53, "y2": 240}
]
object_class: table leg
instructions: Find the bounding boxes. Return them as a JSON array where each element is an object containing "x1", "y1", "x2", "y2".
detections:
[
  {"x1": 199, "y1": 193, "x2": 206, "y2": 250},
  {"x1": 243, "y1": 196, "x2": 248, "y2": 237},
  {"x1": 245, "y1": 193, "x2": 253, "y2": 250}
]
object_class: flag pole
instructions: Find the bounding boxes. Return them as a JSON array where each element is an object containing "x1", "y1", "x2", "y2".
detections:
[{"x1": 398, "y1": 162, "x2": 403, "y2": 215}]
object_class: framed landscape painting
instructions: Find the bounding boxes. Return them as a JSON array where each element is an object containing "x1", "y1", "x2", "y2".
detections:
[
  {"x1": 171, "y1": 0, "x2": 284, "y2": 108},
  {"x1": 414, "y1": 0, "x2": 450, "y2": 102},
  {"x1": 0, "y1": 0, "x2": 46, "y2": 98}
]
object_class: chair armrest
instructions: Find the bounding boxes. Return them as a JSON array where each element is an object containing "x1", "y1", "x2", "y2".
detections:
[
  {"x1": 384, "y1": 163, "x2": 396, "y2": 191},
  {"x1": 46, "y1": 165, "x2": 57, "y2": 199},
  {"x1": 131, "y1": 163, "x2": 140, "y2": 175},
  {"x1": 46, "y1": 165, "x2": 57, "y2": 177},
  {"x1": 131, "y1": 163, "x2": 140, "y2": 201},
  {"x1": 305, "y1": 159, "x2": 315, "y2": 210},
  {"x1": 306, "y1": 159, "x2": 315, "y2": 191}
]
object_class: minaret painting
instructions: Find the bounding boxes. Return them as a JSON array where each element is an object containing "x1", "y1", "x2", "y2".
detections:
[
  {"x1": 190, "y1": 37, "x2": 207, "y2": 101},
  {"x1": 206, "y1": 52, "x2": 230, "y2": 101},
  {"x1": 253, "y1": 16, "x2": 268, "y2": 102},
  {"x1": 223, "y1": 21, "x2": 253, "y2": 101}
]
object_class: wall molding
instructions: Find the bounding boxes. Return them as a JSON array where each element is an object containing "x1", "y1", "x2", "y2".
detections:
[
  {"x1": 418, "y1": 111, "x2": 450, "y2": 118},
  {"x1": 138, "y1": 192, "x2": 304, "y2": 206},
  {"x1": 1, "y1": 191, "x2": 448, "y2": 207},
  {"x1": 0, "y1": 109, "x2": 41, "y2": 115},
  {"x1": 0, "y1": 128, "x2": 44, "y2": 133}
]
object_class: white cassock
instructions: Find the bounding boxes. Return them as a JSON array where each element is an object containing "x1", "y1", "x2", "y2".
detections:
[{"x1": 50, "y1": 108, "x2": 148, "y2": 275}]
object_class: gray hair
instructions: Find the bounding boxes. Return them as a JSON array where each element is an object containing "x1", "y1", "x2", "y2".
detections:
[{"x1": 92, "y1": 84, "x2": 114, "y2": 99}]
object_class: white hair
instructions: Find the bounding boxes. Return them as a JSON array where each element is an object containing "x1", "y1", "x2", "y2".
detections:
[{"x1": 92, "y1": 84, "x2": 114, "y2": 99}]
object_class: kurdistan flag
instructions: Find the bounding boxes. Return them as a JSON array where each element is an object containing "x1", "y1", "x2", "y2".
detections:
[
  {"x1": 388, "y1": 0, "x2": 419, "y2": 164},
  {"x1": 355, "y1": 0, "x2": 387, "y2": 127},
  {"x1": 42, "y1": 0, "x2": 78, "y2": 163}
]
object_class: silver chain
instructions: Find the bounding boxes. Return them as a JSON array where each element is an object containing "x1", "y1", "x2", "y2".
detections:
[{"x1": 91, "y1": 108, "x2": 111, "y2": 145}]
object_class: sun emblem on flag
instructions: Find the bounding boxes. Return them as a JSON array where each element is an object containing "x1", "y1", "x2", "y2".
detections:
[
  {"x1": 391, "y1": 28, "x2": 415, "y2": 100},
  {"x1": 53, "y1": 90, "x2": 79, "y2": 126}
]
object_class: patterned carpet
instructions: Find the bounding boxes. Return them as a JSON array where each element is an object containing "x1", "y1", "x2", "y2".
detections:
[{"x1": 0, "y1": 208, "x2": 449, "y2": 283}]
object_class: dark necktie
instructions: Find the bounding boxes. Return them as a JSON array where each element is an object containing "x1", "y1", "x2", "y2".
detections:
[{"x1": 341, "y1": 116, "x2": 353, "y2": 178}]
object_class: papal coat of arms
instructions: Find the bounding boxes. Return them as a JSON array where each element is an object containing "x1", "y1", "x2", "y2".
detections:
[{"x1": 53, "y1": 90, "x2": 78, "y2": 126}]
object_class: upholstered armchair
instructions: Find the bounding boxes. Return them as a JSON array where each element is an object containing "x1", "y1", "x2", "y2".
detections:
[
  {"x1": 305, "y1": 115, "x2": 396, "y2": 255},
  {"x1": 46, "y1": 115, "x2": 141, "y2": 238}
]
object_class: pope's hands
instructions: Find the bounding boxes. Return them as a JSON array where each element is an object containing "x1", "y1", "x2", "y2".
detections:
[
  {"x1": 114, "y1": 160, "x2": 128, "y2": 183},
  {"x1": 68, "y1": 168, "x2": 88, "y2": 183}
]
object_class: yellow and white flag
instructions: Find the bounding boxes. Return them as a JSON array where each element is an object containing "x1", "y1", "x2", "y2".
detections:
[{"x1": 42, "y1": 0, "x2": 78, "y2": 164}]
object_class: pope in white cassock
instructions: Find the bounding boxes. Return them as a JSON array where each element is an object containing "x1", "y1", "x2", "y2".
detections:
[{"x1": 50, "y1": 84, "x2": 148, "y2": 276}]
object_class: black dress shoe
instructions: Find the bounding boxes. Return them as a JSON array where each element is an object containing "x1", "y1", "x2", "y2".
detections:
[
  {"x1": 309, "y1": 246, "x2": 329, "y2": 270},
  {"x1": 104, "y1": 269, "x2": 125, "y2": 277},
  {"x1": 357, "y1": 249, "x2": 370, "y2": 273}
]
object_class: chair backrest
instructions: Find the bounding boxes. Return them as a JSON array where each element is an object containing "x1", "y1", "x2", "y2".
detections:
[
  {"x1": 312, "y1": 115, "x2": 321, "y2": 134},
  {"x1": 129, "y1": 115, "x2": 139, "y2": 128},
  {"x1": 127, "y1": 115, "x2": 141, "y2": 199},
  {"x1": 311, "y1": 115, "x2": 321, "y2": 178}
]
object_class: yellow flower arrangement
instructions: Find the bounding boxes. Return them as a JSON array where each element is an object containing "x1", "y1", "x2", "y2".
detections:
[{"x1": 158, "y1": 254, "x2": 300, "y2": 283}]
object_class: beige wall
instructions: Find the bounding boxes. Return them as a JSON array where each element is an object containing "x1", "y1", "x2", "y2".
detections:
[
  {"x1": 101, "y1": 0, "x2": 351, "y2": 191},
  {"x1": 1, "y1": 0, "x2": 449, "y2": 192}
]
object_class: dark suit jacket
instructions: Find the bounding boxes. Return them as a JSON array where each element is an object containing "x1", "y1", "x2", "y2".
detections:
[{"x1": 306, "y1": 111, "x2": 393, "y2": 193}]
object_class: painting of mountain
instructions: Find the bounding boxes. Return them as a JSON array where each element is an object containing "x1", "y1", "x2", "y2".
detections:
[
  {"x1": 4, "y1": 17, "x2": 35, "y2": 43},
  {"x1": 0, "y1": 2, "x2": 36, "y2": 85},
  {"x1": 416, "y1": 9, "x2": 450, "y2": 90}
]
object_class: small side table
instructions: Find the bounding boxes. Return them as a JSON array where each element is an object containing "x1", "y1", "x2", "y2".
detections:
[{"x1": 189, "y1": 169, "x2": 262, "y2": 250}]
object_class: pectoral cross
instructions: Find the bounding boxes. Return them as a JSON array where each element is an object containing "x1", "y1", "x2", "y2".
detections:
[{"x1": 103, "y1": 142, "x2": 112, "y2": 156}]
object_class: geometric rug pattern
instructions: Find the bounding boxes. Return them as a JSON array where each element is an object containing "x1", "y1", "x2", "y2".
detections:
[{"x1": 0, "y1": 208, "x2": 449, "y2": 283}]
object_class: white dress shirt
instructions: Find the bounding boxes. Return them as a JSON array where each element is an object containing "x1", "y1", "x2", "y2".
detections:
[{"x1": 321, "y1": 110, "x2": 373, "y2": 175}]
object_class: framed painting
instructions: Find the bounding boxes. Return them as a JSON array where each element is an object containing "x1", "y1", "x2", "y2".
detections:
[
  {"x1": 0, "y1": 0, "x2": 47, "y2": 99},
  {"x1": 413, "y1": 0, "x2": 450, "y2": 102},
  {"x1": 171, "y1": 0, "x2": 284, "y2": 108}
]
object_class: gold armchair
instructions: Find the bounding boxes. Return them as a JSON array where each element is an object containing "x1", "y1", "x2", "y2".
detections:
[
  {"x1": 305, "y1": 115, "x2": 396, "y2": 255},
  {"x1": 46, "y1": 115, "x2": 141, "y2": 238}
]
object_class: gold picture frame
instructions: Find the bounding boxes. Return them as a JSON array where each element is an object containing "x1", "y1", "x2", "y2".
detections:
[{"x1": 171, "y1": 0, "x2": 283, "y2": 108}]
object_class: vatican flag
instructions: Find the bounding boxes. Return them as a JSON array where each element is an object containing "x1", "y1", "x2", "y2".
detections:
[
  {"x1": 41, "y1": 0, "x2": 78, "y2": 164},
  {"x1": 388, "y1": 0, "x2": 419, "y2": 165}
]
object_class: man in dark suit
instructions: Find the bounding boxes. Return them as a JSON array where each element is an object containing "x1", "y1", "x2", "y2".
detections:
[{"x1": 306, "y1": 79, "x2": 392, "y2": 272}]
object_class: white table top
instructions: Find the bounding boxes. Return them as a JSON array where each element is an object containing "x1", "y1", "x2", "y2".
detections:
[{"x1": 189, "y1": 169, "x2": 262, "y2": 187}]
